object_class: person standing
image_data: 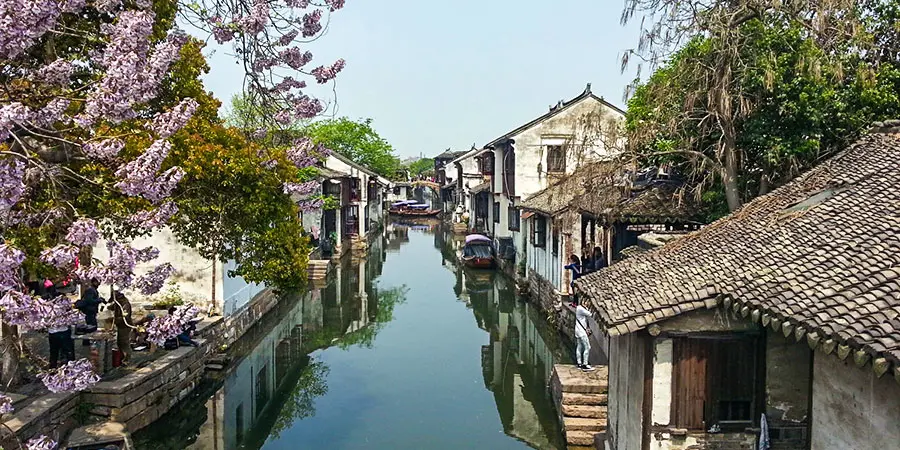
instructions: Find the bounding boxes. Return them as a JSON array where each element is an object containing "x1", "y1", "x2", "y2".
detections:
[
  {"x1": 574, "y1": 302, "x2": 595, "y2": 371},
  {"x1": 111, "y1": 291, "x2": 133, "y2": 364},
  {"x1": 48, "y1": 324, "x2": 74, "y2": 369},
  {"x1": 74, "y1": 278, "x2": 102, "y2": 332}
]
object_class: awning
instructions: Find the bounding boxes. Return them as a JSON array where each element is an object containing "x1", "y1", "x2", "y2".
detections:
[
  {"x1": 521, "y1": 211, "x2": 535, "y2": 219},
  {"x1": 469, "y1": 181, "x2": 491, "y2": 194}
]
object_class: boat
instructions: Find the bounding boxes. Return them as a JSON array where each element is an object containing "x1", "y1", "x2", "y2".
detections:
[
  {"x1": 64, "y1": 422, "x2": 134, "y2": 450},
  {"x1": 389, "y1": 201, "x2": 441, "y2": 217},
  {"x1": 460, "y1": 234, "x2": 496, "y2": 269}
]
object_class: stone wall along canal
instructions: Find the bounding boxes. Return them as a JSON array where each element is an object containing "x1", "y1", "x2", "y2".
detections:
[{"x1": 135, "y1": 220, "x2": 571, "y2": 449}]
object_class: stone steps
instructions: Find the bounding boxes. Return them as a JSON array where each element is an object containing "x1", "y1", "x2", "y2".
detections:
[
  {"x1": 561, "y1": 392, "x2": 608, "y2": 406},
  {"x1": 307, "y1": 260, "x2": 330, "y2": 280},
  {"x1": 566, "y1": 430, "x2": 602, "y2": 447},
  {"x1": 563, "y1": 417, "x2": 607, "y2": 432},
  {"x1": 561, "y1": 404, "x2": 607, "y2": 419},
  {"x1": 551, "y1": 364, "x2": 609, "y2": 448}
]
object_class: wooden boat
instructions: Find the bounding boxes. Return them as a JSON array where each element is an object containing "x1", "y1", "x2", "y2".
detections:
[
  {"x1": 461, "y1": 234, "x2": 496, "y2": 269},
  {"x1": 389, "y1": 201, "x2": 441, "y2": 217},
  {"x1": 64, "y1": 422, "x2": 134, "y2": 450}
]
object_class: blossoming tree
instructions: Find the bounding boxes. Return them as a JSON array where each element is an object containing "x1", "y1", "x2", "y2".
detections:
[{"x1": 0, "y1": 0, "x2": 346, "y2": 445}]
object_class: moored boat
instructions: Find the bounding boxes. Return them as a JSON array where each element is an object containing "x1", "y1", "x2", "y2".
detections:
[
  {"x1": 460, "y1": 234, "x2": 495, "y2": 269},
  {"x1": 389, "y1": 201, "x2": 441, "y2": 217}
]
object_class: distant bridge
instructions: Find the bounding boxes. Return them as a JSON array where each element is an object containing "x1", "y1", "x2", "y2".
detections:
[{"x1": 410, "y1": 180, "x2": 441, "y2": 190}]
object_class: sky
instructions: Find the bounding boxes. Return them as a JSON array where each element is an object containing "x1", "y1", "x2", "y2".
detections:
[{"x1": 199, "y1": 0, "x2": 643, "y2": 159}]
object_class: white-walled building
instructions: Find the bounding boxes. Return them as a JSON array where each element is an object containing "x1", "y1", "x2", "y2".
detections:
[{"x1": 478, "y1": 83, "x2": 626, "y2": 268}]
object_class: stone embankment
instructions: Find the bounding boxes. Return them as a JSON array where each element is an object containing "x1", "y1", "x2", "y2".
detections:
[{"x1": 550, "y1": 364, "x2": 609, "y2": 448}]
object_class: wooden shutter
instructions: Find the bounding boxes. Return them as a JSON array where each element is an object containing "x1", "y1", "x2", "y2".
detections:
[{"x1": 672, "y1": 338, "x2": 709, "y2": 429}]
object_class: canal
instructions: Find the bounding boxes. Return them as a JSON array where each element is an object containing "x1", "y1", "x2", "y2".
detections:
[{"x1": 135, "y1": 221, "x2": 571, "y2": 449}]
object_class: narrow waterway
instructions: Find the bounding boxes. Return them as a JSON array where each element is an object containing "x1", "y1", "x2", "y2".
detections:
[{"x1": 135, "y1": 221, "x2": 571, "y2": 450}]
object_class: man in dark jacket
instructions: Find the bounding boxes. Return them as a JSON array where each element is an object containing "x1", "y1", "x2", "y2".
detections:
[{"x1": 74, "y1": 278, "x2": 102, "y2": 331}]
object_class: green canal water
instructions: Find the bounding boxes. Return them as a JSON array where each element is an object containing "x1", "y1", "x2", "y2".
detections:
[{"x1": 134, "y1": 221, "x2": 571, "y2": 449}]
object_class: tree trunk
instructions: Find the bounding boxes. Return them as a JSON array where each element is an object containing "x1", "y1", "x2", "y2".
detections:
[
  {"x1": 722, "y1": 122, "x2": 743, "y2": 211},
  {"x1": 1, "y1": 322, "x2": 21, "y2": 387}
]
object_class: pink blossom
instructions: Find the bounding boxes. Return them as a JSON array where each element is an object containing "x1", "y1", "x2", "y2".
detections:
[
  {"x1": 151, "y1": 98, "x2": 198, "y2": 138},
  {"x1": 0, "y1": 291, "x2": 84, "y2": 332},
  {"x1": 0, "y1": 157, "x2": 26, "y2": 211},
  {"x1": 79, "y1": 13, "x2": 184, "y2": 126},
  {"x1": 39, "y1": 359, "x2": 99, "y2": 393},
  {"x1": 128, "y1": 201, "x2": 178, "y2": 230},
  {"x1": 88, "y1": 241, "x2": 159, "y2": 287},
  {"x1": 40, "y1": 244, "x2": 78, "y2": 268},
  {"x1": 66, "y1": 218, "x2": 100, "y2": 247},
  {"x1": 0, "y1": 244, "x2": 26, "y2": 291},
  {"x1": 283, "y1": 181, "x2": 319, "y2": 196},
  {"x1": 272, "y1": 76, "x2": 306, "y2": 93},
  {"x1": 324, "y1": 0, "x2": 345, "y2": 11},
  {"x1": 0, "y1": 394, "x2": 13, "y2": 415},
  {"x1": 133, "y1": 262, "x2": 175, "y2": 295},
  {"x1": 0, "y1": 102, "x2": 32, "y2": 141},
  {"x1": 311, "y1": 59, "x2": 345, "y2": 84},
  {"x1": 115, "y1": 140, "x2": 185, "y2": 203},
  {"x1": 285, "y1": 0, "x2": 309, "y2": 7},
  {"x1": 301, "y1": 9, "x2": 322, "y2": 37},
  {"x1": 25, "y1": 435, "x2": 58, "y2": 450},
  {"x1": 236, "y1": 0, "x2": 269, "y2": 35},
  {"x1": 297, "y1": 197, "x2": 324, "y2": 211},
  {"x1": 278, "y1": 29, "x2": 299, "y2": 46},
  {"x1": 0, "y1": 0, "x2": 85, "y2": 59},
  {"x1": 35, "y1": 58, "x2": 74, "y2": 86},
  {"x1": 33, "y1": 98, "x2": 71, "y2": 128},
  {"x1": 279, "y1": 47, "x2": 312, "y2": 70},
  {"x1": 145, "y1": 305, "x2": 199, "y2": 345},
  {"x1": 82, "y1": 138, "x2": 125, "y2": 160}
]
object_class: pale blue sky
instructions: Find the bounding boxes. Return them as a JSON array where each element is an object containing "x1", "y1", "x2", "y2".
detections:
[{"x1": 200, "y1": 0, "x2": 642, "y2": 158}]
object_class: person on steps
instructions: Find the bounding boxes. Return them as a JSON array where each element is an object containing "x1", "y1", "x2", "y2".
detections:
[
  {"x1": 74, "y1": 278, "x2": 102, "y2": 333},
  {"x1": 564, "y1": 255, "x2": 582, "y2": 307},
  {"x1": 574, "y1": 301, "x2": 595, "y2": 371}
]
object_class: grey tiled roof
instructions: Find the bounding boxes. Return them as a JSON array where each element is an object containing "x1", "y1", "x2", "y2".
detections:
[
  {"x1": 575, "y1": 129, "x2": 900, "y2": 377},
  {"x1": 519, "y1": 162, "x2": 619, "y2": 215}
]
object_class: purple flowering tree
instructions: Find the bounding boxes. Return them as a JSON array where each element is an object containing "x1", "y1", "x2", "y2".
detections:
[{"x1": 0, "y1": 0, "x2": 345, "y2": 403}]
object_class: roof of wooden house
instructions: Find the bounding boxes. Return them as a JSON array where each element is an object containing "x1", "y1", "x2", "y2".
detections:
[{"x1": 575, "y1": 122, "x2": 900, "y2": 379}]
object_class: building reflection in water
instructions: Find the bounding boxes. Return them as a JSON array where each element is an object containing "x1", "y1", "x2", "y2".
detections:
[
  {"x1": 433, "y1": 223, "x2": 568, "y2": 450},
  {"x1": 135, "y1": 221, "x2": 567, "y2": 450}
]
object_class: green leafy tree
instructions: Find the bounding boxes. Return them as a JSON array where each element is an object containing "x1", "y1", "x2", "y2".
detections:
[
  {"x1": 302, "y1": 118, "x2": 400, "y2": 177},
  {"x1": 625, "y1": 11, "x2": 900, "y2": 217},
  {"x1": 407, "y1": 158, "x2": 435, "y2": 176}
]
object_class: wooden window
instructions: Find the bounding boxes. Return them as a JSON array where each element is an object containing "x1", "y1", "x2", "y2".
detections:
[
  {"x1": 493, "y1": 201, "x2": 500, "y2": 223},
  {"x1": 324, "y1": 180, "x2": 340, "y2": 195},
  {"x1": 479, "y1": 151, "x2": 494, "y2": 175},
  {"x1": 531, "y1": 215, "x2": 547, "y2": 248},
  {"x1": 552, "y1": 225, "x2": 559, "y2": 255},
  {"x1": 672, "y1": 336, "x2": 760, "y2": 431},
  {"x1": 235, "y1": 403, "x2": 244, "y2": 442},
  {"x1": 392, "y1": 186, "x2": 400, "y2": 195},
  {"x1": 547, "y1": 145, "x2": 566, "y2": 173},
  {"x1": 349, "y1": 178, "x2": 360, "y2": 202},
  {"x1": 508, "y1": 206, "x2": 520, "y2": 231},
  {"x1": 502, "y1": 148, "x2": 516, "y2": 197}
]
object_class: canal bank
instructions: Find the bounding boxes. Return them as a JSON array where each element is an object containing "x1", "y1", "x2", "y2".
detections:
[{"x1": 135, "y1": 221, "x2": 572, "y2": 449}]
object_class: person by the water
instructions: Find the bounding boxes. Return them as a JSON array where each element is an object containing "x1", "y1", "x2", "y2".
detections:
[{"x1": 574, "y1": 300, "x2": 595, "y2": 372}]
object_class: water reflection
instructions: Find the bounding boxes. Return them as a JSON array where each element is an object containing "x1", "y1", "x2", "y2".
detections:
[{"x1": 136, "y1": 221, "x2": 567, "y2": 450}]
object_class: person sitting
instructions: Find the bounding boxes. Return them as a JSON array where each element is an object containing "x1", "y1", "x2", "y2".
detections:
[
  {"x1": 164, "y1": 307, "x2": 199, "y2": 348},
  {"x1": 591, "y1": 247, "x2": 607, "y2": 271}
]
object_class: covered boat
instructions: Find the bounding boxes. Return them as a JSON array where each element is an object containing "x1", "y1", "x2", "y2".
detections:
[
  {"x1": 461, "y1": 234, "x2": 495, "y2": 269},
  {"x1": 389, "y1": 201, "x2": 441, "y2": 217}
]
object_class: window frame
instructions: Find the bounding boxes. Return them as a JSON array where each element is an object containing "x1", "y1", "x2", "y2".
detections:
[
  {"x1": 531, "y1": 215, "x2": 547, "y2": 248},
  {"x1": 508, "y1": 206, "x2": 520, "y2": 231},
  {"x1": 493, "y1": 201, "x2": 501, "y2": 224},
  {"x1": 547, "y1": 145, "x2": 566, "y2": 173}
]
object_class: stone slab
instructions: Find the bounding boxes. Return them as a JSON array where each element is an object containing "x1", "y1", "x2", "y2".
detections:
[
  {"x1": 561, "y1": 392, "x2": 608, "y2": 406},
  {"x1": 553, "y1": 364, "x2": 608, "y2": 394},
  {"x1": 561, "y1": 404, "x2": 608, "y2": 419},
  {"x1": 566, "y1": 430, "x2": 601, "y2": 446},
  {"x1": 563, "y1": 417, "x2": 607, "y2": 432}
]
